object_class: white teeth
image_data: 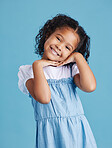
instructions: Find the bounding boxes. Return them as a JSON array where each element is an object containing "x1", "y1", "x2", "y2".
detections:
[
  {"x1": 52, "y1": 49, "x2": 58, "y2": 55},
  {"x1": 51, "y1": 47, "x2": 59, "y2": 56}
]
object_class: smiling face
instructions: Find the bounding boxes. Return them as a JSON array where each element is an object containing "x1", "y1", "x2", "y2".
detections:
[{"x1": 42, "y1": 26, "x2": 80, "y2": 62}]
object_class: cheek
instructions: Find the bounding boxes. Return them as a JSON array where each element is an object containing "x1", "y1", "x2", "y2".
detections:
[
  {"x1": 44, "y1": 39, "x2": 53, "y2": 49},
  {"x1": 63, "y1": 51, "x2": 70, "y2": 57},
  {"x1": 61, "y1": 53, "x2": 69, "y2": 60},
  {"x1": 44, "y1": 40, "x2": 50, "y2": 49}
]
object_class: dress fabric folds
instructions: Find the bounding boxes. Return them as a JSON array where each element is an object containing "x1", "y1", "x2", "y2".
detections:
[{"x1": 28, "y1": 64, "x2": 97, "y2": 148}]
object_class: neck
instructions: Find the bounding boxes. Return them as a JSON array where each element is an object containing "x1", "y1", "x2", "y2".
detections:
[{"x1": 41, "y1": 54, "x2": 48, "y2": 60}]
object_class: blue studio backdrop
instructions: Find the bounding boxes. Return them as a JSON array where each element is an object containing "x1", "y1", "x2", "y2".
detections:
[{"x1": 0, "y1": 0, "x2": 112, "y2": 148}]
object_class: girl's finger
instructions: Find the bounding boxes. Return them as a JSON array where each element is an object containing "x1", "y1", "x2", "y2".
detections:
[
  {"x1": 56, "y1": 62, "x2": 64, "y2": 66},
  {"x1": 53, "y1": 62, "x2": 59, "y2": 64},
  {"x1": 53, "y1": 61, "x2": 61, "y2": 63}
]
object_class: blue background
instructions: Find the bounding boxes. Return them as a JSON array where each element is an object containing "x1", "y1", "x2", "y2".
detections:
[{"x1": 0, "y1": 0, "x2": 112, "y2": 147}]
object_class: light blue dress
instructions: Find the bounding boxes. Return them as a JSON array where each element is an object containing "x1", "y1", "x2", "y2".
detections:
[{"x1": 29, "y1": 63, "x2": 97, "y2": 148}]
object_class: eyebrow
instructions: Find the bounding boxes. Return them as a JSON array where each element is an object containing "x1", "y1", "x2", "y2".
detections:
[{"x1": 56, "y1": 33, "x2": 74, "y2": 50}]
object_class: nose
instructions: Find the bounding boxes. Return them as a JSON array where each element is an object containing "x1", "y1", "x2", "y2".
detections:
[{"x1": 55, "y1": 44, "x2": 62, "y2": 51}]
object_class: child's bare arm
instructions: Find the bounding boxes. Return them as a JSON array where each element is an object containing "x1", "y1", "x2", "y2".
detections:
[
  {"x1": 26, "y1": 60, "x2": 60, "y2": 104},
  {"x1": 32, "y1": 61, "x2": 51, "y2": 104},
  {"x1": 26, "y1": 78, "x2": 37, "y2": 100},
  {"x1": 73, "y1": 52, "x2": 97, "y2": 92},
  {"x1": 55, "y1": 52, "x2": 96, "y2": 92}
]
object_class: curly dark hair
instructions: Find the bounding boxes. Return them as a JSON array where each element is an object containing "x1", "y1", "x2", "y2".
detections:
[{"x1": 34, "y1": 13, "x2": 90, "y2": 64}]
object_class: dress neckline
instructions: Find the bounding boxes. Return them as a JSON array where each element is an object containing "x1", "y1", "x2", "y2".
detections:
[
  {"x1": 47, "y1": 77, "x2": 74, "y2": 84},
  {"x1": 47, "y1": 63, "x2": 75, "y2": 85}
]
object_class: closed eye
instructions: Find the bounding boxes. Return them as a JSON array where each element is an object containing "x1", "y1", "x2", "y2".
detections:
[
  {"x1": 56, "y1": 37, "x2": 61, "y2": 41},
  {"x1": 66, "y1": 46, "x2": 70, "y2": 50}
]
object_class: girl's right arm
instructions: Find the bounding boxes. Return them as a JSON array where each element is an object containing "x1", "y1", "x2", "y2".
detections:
[{"x1": 26, "y1": 60, "x2": 60, "y2": 104}]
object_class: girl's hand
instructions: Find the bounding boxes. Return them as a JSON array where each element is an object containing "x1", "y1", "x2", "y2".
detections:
[
  {"x1": 56, "y1": 52, "x2": 77, "y2": 67},
  {"x1": 33, "y1": 59, "x2": 62, "y2": 68}
]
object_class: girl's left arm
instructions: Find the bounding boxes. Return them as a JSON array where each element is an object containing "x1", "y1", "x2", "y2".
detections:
[{"x1": 73, "y1": 52, "x2": 97, "y2": 92}]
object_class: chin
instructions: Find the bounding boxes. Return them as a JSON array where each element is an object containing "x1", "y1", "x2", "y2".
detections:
[{"x1": 47, "y1": 55, "x2": 57, "y2": 61}]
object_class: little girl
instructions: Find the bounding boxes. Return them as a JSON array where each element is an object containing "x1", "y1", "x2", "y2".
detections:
[{"x1": 18, "y1": 14, "x2": 97, "y2": 148}]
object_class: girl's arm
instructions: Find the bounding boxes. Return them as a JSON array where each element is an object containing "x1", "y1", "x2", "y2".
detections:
[
  {"x1": 26, "y1": 61, "x2": 51, "y2": 104},
  {"x1": 33, "y1": 61, "x2": 51, "y2": 103},
  {"x1": 73, "y1": 52, "x2": 97, "y2": 92},
  {"x1": 26, "y1": 60, "x2": 60, "y2": 104}
]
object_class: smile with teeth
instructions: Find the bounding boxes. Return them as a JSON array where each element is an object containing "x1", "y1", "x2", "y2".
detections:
[{"x1": 50, "y1": 46, "x2": 60, "y2": 56}]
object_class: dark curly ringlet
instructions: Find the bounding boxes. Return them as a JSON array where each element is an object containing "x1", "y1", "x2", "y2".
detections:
[{"x1": 34, "y1": 13, "x2": 90, "y2": 65}]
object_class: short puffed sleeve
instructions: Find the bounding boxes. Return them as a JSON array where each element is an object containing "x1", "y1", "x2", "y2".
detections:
[
  {"x1": 72, "y1": 63, "x2": 79, "y2": 77},
  {"x1": 18, "y1": 65, "x2": 34, "y2": 95}
]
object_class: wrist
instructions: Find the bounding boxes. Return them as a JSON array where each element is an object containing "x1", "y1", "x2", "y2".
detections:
[
  {"x1": 73, "y1": 52, "x2": 82, "y2": 61},
  {"x1": 32, "y1": 60, "x2": 43, "y2": 68}
]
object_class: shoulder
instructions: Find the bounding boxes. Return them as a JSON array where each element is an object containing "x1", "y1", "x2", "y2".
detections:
[
  {"x1": 18, "y1": 65, "x2": 33, "y2": 77},
  {"x1": 18, "y1": 65, "x2": 34, "y2": 95},
  {"x1": 72, "y1": 63, "x2": 79, "y2": 77},
  {"x1": 72, "y1": 63, "x2": 84, "y2": 91},
  {"x1": 18, "y1": 65, "x2": 33, "y2": 73}
]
